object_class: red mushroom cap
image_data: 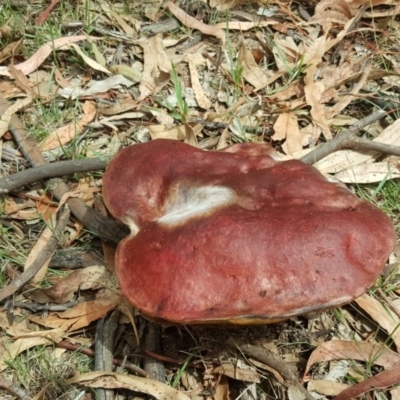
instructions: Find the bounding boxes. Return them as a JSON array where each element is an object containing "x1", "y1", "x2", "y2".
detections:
[{"x1": 103, "y1": 139, "x2": 396, "y2": 324}]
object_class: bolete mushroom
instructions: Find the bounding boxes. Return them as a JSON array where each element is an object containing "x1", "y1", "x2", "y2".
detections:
[{"x1": 102, "y1": 139, "x2": 396, "y2": 324}]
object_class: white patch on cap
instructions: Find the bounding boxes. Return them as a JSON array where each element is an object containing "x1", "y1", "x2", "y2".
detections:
[
  {"x1": 121, "y1": 216, "x2": 140, "y2": 237},
  {"x1": 159, "y1": 185, "x2": 236, "y2": 227}
]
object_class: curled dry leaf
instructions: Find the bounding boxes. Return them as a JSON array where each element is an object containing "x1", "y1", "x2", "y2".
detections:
[
  {"x1": 148, "y1": 124, "x2": 186, "y2": 140},
  {"x1": 213, "y1": 362, "x2": 260, "y2": 383},
  {"x1": 166, "y1": 1, "x2": 225, "y2": 45},
  {"x1": 28, "y1": 265, "x2": 119, "y2": 304},
  {"x1": 304, "y1": 340, "x2": 400, "y2": 378},
  {"x1": 188, "y1": 56, "x2": 211, "y2": 109},
  {"x1": 58, "y1": 75, "x2": 135, "y2": 99},
  {"x1": 39, "y1": 101, "x2": 96, "y2": 151},
  {"x1": 138, "y1": 34, "x2": 171, "y2": 101},
  {"x1": 309, "y1": 0, "x2": 352, "y2": 28},
  {"x1": 272, "y1": 112, "x2": 305, "y2": 155},
  {"x1": 36, "y1": 0, "x2": 60, "y2": 25},
  {"x1": 334, "y1": 361, "x2": 400, "y2": 400},
  {"x1": 28, "y1": 298, "x2": 120, "y2": 332},
  {"x1": 0, "y1": 96, "x2": 32, "y2": 138},
  {"x1": 308, "y1": 379, "x2": 350, "y2": 397},
  {"x1": 61, "y1": 43, "x2": 111, "y2": 75},
  {"x1": 239, "y1": 43, "x2": 271, "y2": 91},
  {"x1": 335, "y1": 161, "x2": 400, "y2": 184},
  {"x1": 67, "y1": 371, "x2": 191, "y2": 400},
  {"x1": 0, "y1": 327, "x2": 65, "y2": 372},
  {"x1": 0, "y1": 36, "x2": 92, "y2": 77},
  {"x1": 355, "y1": 294, "x2": 400, "y2": 352}
]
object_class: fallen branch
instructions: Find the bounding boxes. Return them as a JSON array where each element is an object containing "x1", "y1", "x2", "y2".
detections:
[
  {"x1": 300, "y1": 110, "x2": 388, "y2": 165},
  {"x1": 0, "y1": 158, "x2": 107, "y2": 194},
  {"x1": 1, "y1": 299, "x2": 79, "y2": 312},
  {"x1": 0, "y1": 94, "x2": 128, "y2": 243}
]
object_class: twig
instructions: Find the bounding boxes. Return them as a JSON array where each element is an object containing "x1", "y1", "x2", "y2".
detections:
[
  {"x1": 345, "y1": 137, "x2": 400, "y2": 157},
  {"x1": 0, "y1": 94, "x2": 128, "y2": 243},
  {"x1": 0, "y1": 205, "x2": 70, "y2": 302},
  {"x1": 227, "y1": 338, "x2": 315, "y2": 400},
  {"x1": 56, "y1": 340, "x2": 148, "y2": 377},
  {"x1": 1, "y1": 299, "x2": 79, "y2": 312},
  {"x1": 0, "y1": 158, "x2": 107, "y2": 194},
  {"x1": 300, "y1": 110, "x2": 387, "y2": 165}
]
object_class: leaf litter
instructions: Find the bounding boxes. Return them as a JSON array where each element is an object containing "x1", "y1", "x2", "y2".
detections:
[{"x1": 0, "y1": 0, "x2": 400, "y2": 399}]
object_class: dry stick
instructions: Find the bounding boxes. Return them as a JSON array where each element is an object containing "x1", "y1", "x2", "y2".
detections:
[
  {"x1": 0, "y1": 94, "x2": 128, "y2": 243},
  {"x1": 2, "y1": 111, "x2": 398, "y2": 195},
  {"x1": 2, "y1": 109, "x2": 398, "y2": 195},
  {"x1": 0, "y1": 158, "x2": 107, "y2": 194},
  {"x1": 0, "y1": 206, "x2": 70, "y2": 302},
  {"x1": 300, "y1": 110, "x2": 387, "y2": 165},
  {"x1": 95, "y1": 310, "x2": 121, "y2": 400},
  {"x1": 227, "y1": 338, "x2": 315, "y2": 400},
  {"x1": 1, "y1": 299, "x2": 79, "y2": 312}
]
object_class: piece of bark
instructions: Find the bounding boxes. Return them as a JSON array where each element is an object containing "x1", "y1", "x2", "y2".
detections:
[
  {"x1": 142, "y1": 323, "x2": 167, "y2": 383},
  {"x1": 95, "y1": 310, "x2": 121, "y2": 400},
  {"x1": 50, "y1": 248, "x2": 105, "y2": 269}
]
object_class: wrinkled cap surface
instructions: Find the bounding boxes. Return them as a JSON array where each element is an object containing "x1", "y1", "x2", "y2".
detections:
[{"x1": 103, "y1": 139, "x2": 396, "y2": 324}]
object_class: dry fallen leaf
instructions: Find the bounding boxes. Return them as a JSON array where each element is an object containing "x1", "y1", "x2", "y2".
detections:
[
  {"x1": 355, "y1": 294, "x2": 400, "y2": 352},
  {"x1": 272, "y1": 112, "x2": 305, "y2": 155},
  {"x1": 304, "y1": 339, "x2": 400, "y2": 378},
  {"x1": 138, "y1": 34, "x2": 171, "y2": 101},
  {"x1": 239, "y1": 42, "x2": 271, "y2": 91},
  {"x1": 334, "y1": 161, "x2": 400, "y2": 184},
  {"x1": 58, "y1": 75, "x2": 135, "y2": 99},
  {"x1": 213, "y1": 362, "x2": 260, "y2": 383},
  {"x1": 67, "y1": 371, "x2": 191, "y2": 400},
  {"x1": 188, "y1": 55, "x2": 211, "y2": 109},
  {"x1": 0, "y1": 36, "x2": 93, "y2": 77},
  {"x1": 29, "y1": 298, "x2": 120, "y2": 332},
  {"x1": 39, "y1": 101, "x2": 96, "y2": 150},
  {"x1": 308, "y1": 379, "x2": 350, "y2": 397},
  {"x1": 0, "y1": 327, "x2": 65, "y2": 372},
  {"x1": 314, "y1": 117, "x2": 400, "y2": 176},
  {"x1": 0, "y1": 96, "x2": 32, "y2": 138},
  {"x1": 334, "y1": 361, "x2": 400, "y2": 400},
  {"x1": 28, "y1": 265, "x2": 118, "y2": 304},
  {"x1": 166, "y1": 1, "x2": 226, "y2": 45}
]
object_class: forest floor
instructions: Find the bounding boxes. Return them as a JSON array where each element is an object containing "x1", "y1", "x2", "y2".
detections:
[{"x1": 1, "y1": 0, "x2": 400, "y2": 399}]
